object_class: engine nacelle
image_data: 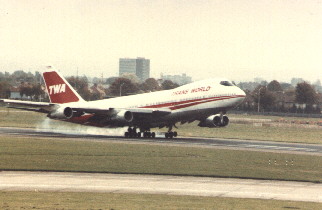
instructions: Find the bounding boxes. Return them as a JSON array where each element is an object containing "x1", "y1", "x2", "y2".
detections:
[
  {"x1": 48, "y1": 107, "x2": 74, "y2": 119},
  {"x1": 198, "y1": 114, "x2": 229, "y2": 128},
  {"x1": 110, "y1": 110, "x2": 134, "y2": 123}
]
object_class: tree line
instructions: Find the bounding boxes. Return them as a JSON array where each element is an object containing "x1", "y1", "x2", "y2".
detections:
[
  {"x1": 238, "y1": 80, "x2": 322, "y2": 114},
  {"x1": 0, "y1": 70, "x2": 179, "y2": 101}
]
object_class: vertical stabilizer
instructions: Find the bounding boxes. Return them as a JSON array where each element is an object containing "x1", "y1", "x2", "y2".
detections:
[{"x1": 43, "y1": 70, "x2": 85, "y2": 104}]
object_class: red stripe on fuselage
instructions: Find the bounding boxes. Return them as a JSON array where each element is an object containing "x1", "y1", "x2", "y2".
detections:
[
  {"x1": 142, "y1": 95, "x2": 229, "y2": 109},
  {"x1": 141, "y1": 95, "x2": 245, "y2": 110}
]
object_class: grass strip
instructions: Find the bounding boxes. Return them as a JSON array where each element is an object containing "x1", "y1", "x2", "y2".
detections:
[
  {"x1": 0, "y1": 136, "x2": 321, "y2": 182},
  {"x1": 1, "y1": 191, "x2": 321, "y2": 210}
]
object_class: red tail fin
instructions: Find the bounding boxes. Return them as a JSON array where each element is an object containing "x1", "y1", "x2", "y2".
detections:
[{"x1": 43, "y1": 70, "x2": 84, "y2": 104}]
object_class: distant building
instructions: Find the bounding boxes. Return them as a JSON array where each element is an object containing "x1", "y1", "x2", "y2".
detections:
[
  {"x1": 161, "y1": 73, "x2": 192, "y2": 85},
  {"x1": 9, "y1": 86, "x2": 28, "y2": 100},
  {"x1": 119, "y1": 57, "x2": 150, "y2": 81}
]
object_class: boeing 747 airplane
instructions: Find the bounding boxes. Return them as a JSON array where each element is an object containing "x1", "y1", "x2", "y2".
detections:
[{"x1": 1, "y1": 69, "x2": 246, "y2": 138}]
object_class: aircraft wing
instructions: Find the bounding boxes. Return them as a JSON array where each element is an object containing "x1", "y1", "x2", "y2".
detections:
[
  {"x1": 1, "y1": 99, "x2": 171, "y2": 118},
  {"x1": 72, "y1": 106, "x2": 172, "y2": 117},
  {"x1": 0, "y1": 99, "x2": 54, "y2": 113}
]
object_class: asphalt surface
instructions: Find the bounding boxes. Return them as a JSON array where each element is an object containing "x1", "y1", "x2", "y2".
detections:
[
  {"x1": 1, "y1": 171, "x2": 321, "y2": 203},
  {"x1": 1, "y1": 126, "x2": 322, "y2": 155}
]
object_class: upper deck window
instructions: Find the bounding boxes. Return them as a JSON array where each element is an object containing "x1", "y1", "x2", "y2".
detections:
[{"x1": 220, "y1": 81, "x2": 234, "y2": 86}]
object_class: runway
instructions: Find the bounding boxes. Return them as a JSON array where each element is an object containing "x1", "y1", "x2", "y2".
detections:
[
  {"x1": 1, "y1": 171, "x2": 321, "y2": 203},
  {"x1": 1, "y1": 126, "x2": 321, "y2": 155}
]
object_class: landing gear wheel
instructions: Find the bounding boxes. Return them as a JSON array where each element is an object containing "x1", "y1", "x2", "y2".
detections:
[
  {"x1": 125, "y1": 127, "x2": 140, "y2": 138},
  {"x1": 173, "y1": 131, "x2": 178, "y2": 137},
  {"x1": 129, "y1": 132, "x2": 135, "y2": 138},
  {"x1": 151, "y1": 132, "x2": 156, "y2": 138},
  {"x1": 144, "y1": 132, "x2": 151, "y2": 138},
  {"x1": 125, "y1": 132, "x2": 129, "y2": 138},
  {"x1": 169, "y1": 132, "x2": 173, "y2": 139},
  {"x1": 165, "y1": 131, "x2": 177, "y2": 138}
]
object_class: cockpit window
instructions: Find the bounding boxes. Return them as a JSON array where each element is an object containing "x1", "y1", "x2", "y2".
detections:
[{"x1": 220, "y1": 81, "x2": 234, "y2": 86}]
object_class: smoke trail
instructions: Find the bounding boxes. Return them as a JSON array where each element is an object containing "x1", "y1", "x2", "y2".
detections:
[{"x1": 36, "y1": 118, "x2": 127, "y2": 136}]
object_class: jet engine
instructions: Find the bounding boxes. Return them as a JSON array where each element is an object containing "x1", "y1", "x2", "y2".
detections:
[
  {"x1": 110, "y1": 110, "x2": 134, "y2": 123},
  {"x1": 48, "y1": 107, "x2": 74, "y2": 119},
  {"x1": 198, "y1": 114, "x2": 229, "y2": 128}
]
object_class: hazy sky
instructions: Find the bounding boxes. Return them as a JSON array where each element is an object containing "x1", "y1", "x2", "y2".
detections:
[{"x1": 1, "y1": 0, "x2": 322, "y2": 83}]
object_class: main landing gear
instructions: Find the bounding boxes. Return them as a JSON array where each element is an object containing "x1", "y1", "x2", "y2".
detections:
[
  {"x1": 164, "y1": 131, "x2": 178, "y2": 139},
  {"x1": 124, "y1": 127, "x2": 156, "y2": 138},
  {"x1": 124, "y1": 126, "x2": 178, "y2": 139},
  {"x1": 164, "y1": 125, "x2": 178, "y2": 138}
]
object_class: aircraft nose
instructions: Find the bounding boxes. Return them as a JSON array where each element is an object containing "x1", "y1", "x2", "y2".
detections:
[
  {"x1": 240, "y1": 89, "x2": 246, "y2": 97},
  {"x1": 237, "y1": 87, "x2": 246, "y2": 97},
  {"x1": 236, "y1": 87, "x2": 246, "y2": 104}
]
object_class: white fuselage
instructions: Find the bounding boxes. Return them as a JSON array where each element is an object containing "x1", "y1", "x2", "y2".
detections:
[{"x1": 65, "y1": 78, "x2": 246, "y2": 128}]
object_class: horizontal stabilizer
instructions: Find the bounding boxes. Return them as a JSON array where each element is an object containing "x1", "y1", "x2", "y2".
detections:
[{"x1": 0, "y1": 99, "x2": 53, "y2": 113}]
